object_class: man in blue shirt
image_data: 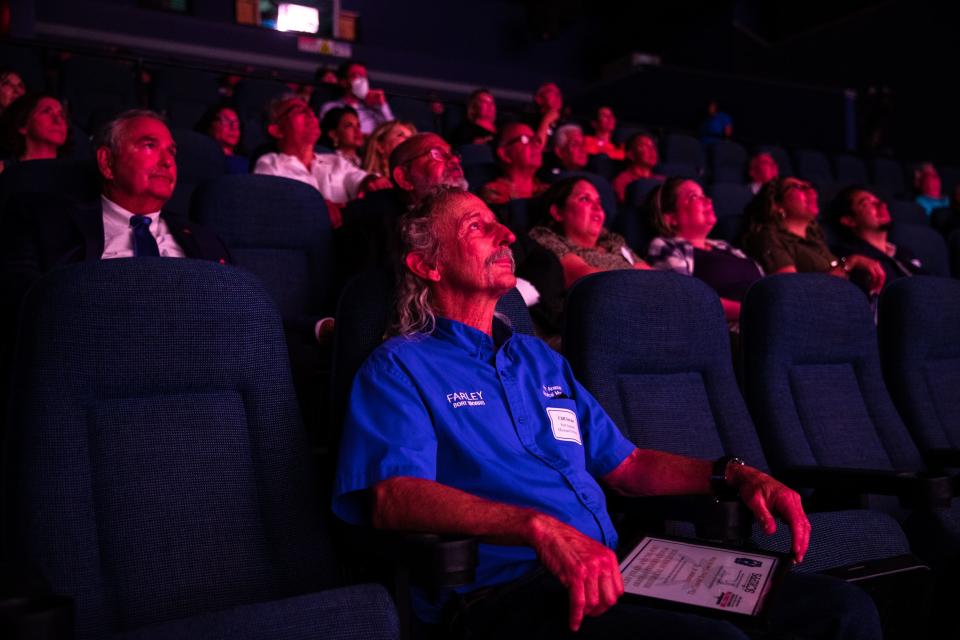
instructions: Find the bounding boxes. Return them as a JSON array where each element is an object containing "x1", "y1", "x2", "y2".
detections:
[{"x1": 333, "y1": 188, "x2": 881, "y2": 639}]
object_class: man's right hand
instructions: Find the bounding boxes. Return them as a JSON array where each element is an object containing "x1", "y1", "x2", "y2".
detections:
[
  {"x1": 365, "y1": 88, "x2": 386, "y2": 108},
  {"x1": 526, "y1": 513, "x2": 624, "y2": 632}
]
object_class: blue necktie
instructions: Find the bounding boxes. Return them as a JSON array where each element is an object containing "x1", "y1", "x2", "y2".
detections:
[{"x1": 130, "y1": 215, "x2": 160, "y2": 257}]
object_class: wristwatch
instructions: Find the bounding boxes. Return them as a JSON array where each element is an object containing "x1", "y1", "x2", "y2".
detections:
[{"x1": 711, "y1": 455, "x2": 746, "y2": 498}]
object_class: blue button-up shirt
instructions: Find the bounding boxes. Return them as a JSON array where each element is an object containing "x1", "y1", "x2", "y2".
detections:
[{"x1": 333, "y1": 316, "x2": 636, "y2": 608}]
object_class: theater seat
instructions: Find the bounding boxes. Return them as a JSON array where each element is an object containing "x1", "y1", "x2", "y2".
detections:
[
  {"x1": 741, "y1": 274, "x2": 960, "y2": 567},
  {"x1": 2, "y1": 259, "x2": 399, "y2": 640},
  {"x1": 879, "y1": 277, "x2": 960, "y2": 459},
  {"x1": 710, "y1": 139, "x2": 747, "y2": 184},
  {"x1": 563, "y1": 270, "x2": 912, "y2": 573},
  {"x1": 193, "y1": 174, "x2": 334, "y2": 439}
]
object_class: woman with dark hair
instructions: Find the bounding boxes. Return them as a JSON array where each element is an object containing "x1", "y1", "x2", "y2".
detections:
[
  {"x1": 196, "y1": 104, "x2": 248, "y2": 174},
  {"x1": 319, "y1": 105, "x2": 363, "y2": 166},
  {"x1": 742, "y1": 177, "x2": 885, "y2": 294},
  {"x1": 529, "y1": 176, "x2": 648, "y2": 289},
  {"x1": 450, "y1": 88, "x2": 496, "y2": 146},
  {"x1": 646, "y1": 177, "x2": 763, "y2": 326},
  {"x1": 830, "y1": 185, "x2": 925, "y2": 286},
  {"x1": 0, "y1": 93, "x2": 69, "y2": 166}
]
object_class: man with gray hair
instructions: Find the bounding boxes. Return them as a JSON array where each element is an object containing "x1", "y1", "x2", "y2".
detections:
[
  {"x1": 541, "y1": 123, "x2": 589, "y2": 180},
  {"x1": 14, "y1": 109, "x2": 229, "y2": 270},
  {"x1": 333, "y1": 187, "x2": 881, "y2": 639}
]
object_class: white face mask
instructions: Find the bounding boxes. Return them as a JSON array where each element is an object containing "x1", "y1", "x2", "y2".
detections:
[{"x1": 351, "y1": 76, "x2": 369, "y2": 100}]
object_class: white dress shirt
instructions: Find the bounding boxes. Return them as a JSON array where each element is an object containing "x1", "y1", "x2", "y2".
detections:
[
  {"x1": 100, "y1": 196, "x2": 186, "y2": 259},
  {"x1": 254, "y1": 152, "x2": 370, "y2": 204}
]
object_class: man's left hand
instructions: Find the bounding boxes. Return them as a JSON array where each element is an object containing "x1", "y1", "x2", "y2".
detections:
[
  {"x1": 731, "y1": 464, "x2": 811, "y2": 564},
  {"x1": 365, "y1": 89, "x2": 386, "y2": 108}
]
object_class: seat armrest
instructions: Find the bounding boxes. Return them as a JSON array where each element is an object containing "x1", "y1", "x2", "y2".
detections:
[
  {"x1": 606, "y1": 493, "x2": 753, "y2": 544},
  {"x1": 779, "y1": 466, "x2": 953, "y2": 508},
  {"x1": 376, "y1": 531, "x2": 478, "y2": 590}
]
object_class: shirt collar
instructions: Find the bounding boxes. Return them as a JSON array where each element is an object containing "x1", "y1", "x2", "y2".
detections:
[
  {"x1": 101, "y1": 195, "x2": 161, "y2": 222},
  {"x1": 432, "y1": 316, "x2": 514, "y2": 361}
]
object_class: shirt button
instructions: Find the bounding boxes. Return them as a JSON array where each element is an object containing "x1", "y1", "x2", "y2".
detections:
[
  {"x1": 580, "y1": 491, "x2": 590, "y2": 501},
  {"x1": 517, "y1": 416, "x2": 526, "y2": 424}
]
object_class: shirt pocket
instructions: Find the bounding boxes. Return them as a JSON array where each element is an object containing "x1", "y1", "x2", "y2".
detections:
[{"x1": 534, "y1": 397, "x2": 588, "y2": 468}]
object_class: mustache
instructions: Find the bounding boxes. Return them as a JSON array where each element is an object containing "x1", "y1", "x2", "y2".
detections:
[{"x1": 486, "y1": 249, "x2": 515, "y2": 269}]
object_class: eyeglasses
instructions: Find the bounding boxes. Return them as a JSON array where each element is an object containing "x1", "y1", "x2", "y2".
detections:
[
  {"x1": 500, "y1": 134, "x2": 534, "y2": 148},
  {"x1": 403, "y1": 146, "x2": 461, "y2": 165}
]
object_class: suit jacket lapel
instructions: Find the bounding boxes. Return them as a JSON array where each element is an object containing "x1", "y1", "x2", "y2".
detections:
[
  {"x1": 161, "y1": 211, "x2": 198, "y2": 258},
  {"x1": 73, "y1": 202, "x2": 105, "y2": 261}
]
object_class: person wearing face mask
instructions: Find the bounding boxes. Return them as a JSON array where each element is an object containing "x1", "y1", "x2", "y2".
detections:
[{"x1": 319, "y1": 61, "x2": 394, "y2": 136}]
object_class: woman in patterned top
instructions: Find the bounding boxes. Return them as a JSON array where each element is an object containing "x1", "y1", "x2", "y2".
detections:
[
  {"x1": 529, "y1": 177, "x2": 649, "y2": 289},
  {"x1": 646, "y1": 177, "x2": 763, "y2": 326}
]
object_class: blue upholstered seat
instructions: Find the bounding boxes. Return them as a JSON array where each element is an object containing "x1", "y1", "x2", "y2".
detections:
[
  {"x1": 741, "y1": 273, "x2": 960, "y2": 565},
  {"x1": 3, "y1": 259, "x2": 399, "y2": 640},
  {"x1": 563, "y1": 270, "x2": 911, "y2": 573},
  {"x1": 879, "y1": 277, "x2": 960, "y2": 453}
]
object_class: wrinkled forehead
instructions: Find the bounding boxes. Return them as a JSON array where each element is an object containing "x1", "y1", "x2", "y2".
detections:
[
  {"x1": 118, "y1": 116, "x2": 173, "y2": 144},
  {"x1": 537, "y1": 83, "x2": 561, "y2": 98},
  {"x1": 433, "y1": 192, "x2": 490, "y2": 231},
  {"x1": 500, "y1": 122, "x2": 533, "y2": 140},
  {"x1": 398, "y1": 134, "x2": 448, "y2": 163}
]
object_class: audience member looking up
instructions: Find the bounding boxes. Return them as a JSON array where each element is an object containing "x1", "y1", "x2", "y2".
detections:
[
  {"x1": 646, "y1": 178, "x2": 763, "y2": 327},
  {"x1": 254, "y1": 94, "x2": 390, "y2": 222},
  {"x1": 333, "y1": 185, "x2": 882, "y2": 640},
  {"x1": 362, "y1": 119, "x2": 416, "y2": 179},
  {"x1": 747, "y1": 151, "x2": 779, "y2": 194},
  {"x1": 700, "y1": 98, "x2": 733, "y2": 145},
  {"x1": 0, "y1": 93, "x2": 69, "y2": 165},
  {"x1": 319, "y1": 105, "x2": 364, "y2": 167},
  {"x1": 612, "y1": 132, "x2": 661, "y2": 203},
  {"x1": 529, "y1": 81, "x2": 564, "y2": 148},
  {"x1": 583, "y1": 106, "x2": 624, "y2": 160},
  {"x1": 913, "y1": 162, "x2": 950, "y2": 215},
  {"x1": 0, "y1": 69, "x2": 26, "y2": 115},
  {"x1": 830, "y1": 186, "x2": 925, "y2": 286},
  {"x1": 335, "y1": 132, "x2": 470, "y2": 283},
  {"x1": 743, "y1": 177, "x2": 885, "y2": 294},
  {"x1": 541, "y1": 123, "x2": 588, "y2": 179},
  {"x1": 195, "y1": 104, "x2": 247, "y2": 174},
  {"x1": 14, "y1": 109, "x2": 230, "y2": 271},
  {"x1": 451, "y1": 88, "x2": 497, "y2": 146},
  {"x1": 319, "y1": 61, "x2": 393, "y2": 135},
  {"x1": 530, "y1": 177, "x2": 649, "y2": 289},
  {"x1": 479, "y1": 122, "x2": 547, "y2": 206}
]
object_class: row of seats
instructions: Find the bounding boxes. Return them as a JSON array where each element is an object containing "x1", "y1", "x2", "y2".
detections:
[{"x1": 7, "y1": 259, "x2": 952, "y2": 637}]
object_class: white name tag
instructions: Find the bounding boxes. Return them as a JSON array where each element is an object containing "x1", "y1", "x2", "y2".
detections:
[{"x1": 546, "y1": 407, "x2": 582, "y2": 445}]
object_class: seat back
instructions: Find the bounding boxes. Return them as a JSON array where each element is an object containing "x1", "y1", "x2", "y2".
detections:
[
  {"x1": 169, "y1": 128, "x2": 226, "y2": 217},
  {"x1": 563, "y1": 270, "x2": 768, "y2": 466},
  {"x1": 741, "y1": 274, "x2": 924, "y2": 473},
  {"x1": 663, "y1": 133, "x2": 705, "y2": 173},
  {"x1": 872, "y1": 157, "x2": 906, "y2": 197},
  {"x1": 888, "y1": 224, "x2": 949, "y2": 276},
  {"x1": 710, "y1": 140, "x2": 747, "y2": 184},
  {"x1": 888, "y1": 200, "x2": 928, "y2": 226},
  {"x1": 0, "y1": 159, "x2": 101, "y2": 215},
  {"x1": 708, "y1": 183, "x2": 753, "y2": 219},
  {"x1": 879, "y1": 277, "x2": 960, "y2": 451},
  {"x1": 794, "y1": 149, "x2": 834, "y2": 185},
  {"x1": 59, "y1": 56, "x2": 139, "y2": 131},
  {"x1": 3, "y1": 259, "x2": 334, "y2": 639},
  {"x1": 834, "y1": 154, "x2": 869, "y2": 184},
  {"x1": 193, "y1": 174, "x2": 334, "y2": 319}
]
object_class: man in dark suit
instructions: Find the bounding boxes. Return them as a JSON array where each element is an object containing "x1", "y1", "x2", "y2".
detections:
[{"x1": 31, "y1": 109, "x2": 230, "y2": 268}]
